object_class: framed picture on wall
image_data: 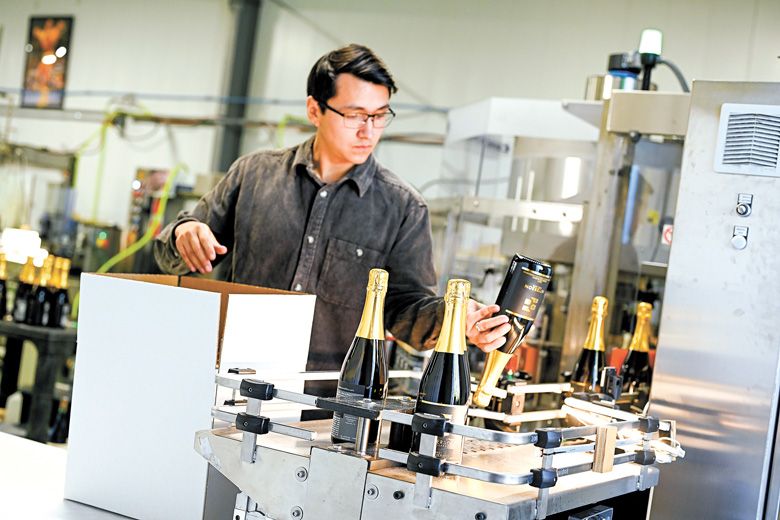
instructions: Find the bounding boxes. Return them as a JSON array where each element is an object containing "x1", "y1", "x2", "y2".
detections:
[{"x1": 21, "y1": 16, "x2": 74, "y2": 109}]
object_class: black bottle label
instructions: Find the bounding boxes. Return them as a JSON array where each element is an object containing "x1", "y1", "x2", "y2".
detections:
[
  {"x1": 416, "y1": 400, "x2": 468, "y2": 463},
  {"x1": 13, "y1": 299, "x2": 27, "y2": 322},
  {"x1": 60, "y1": 303, "x2": 71, "y2": 328},
  {"x1": 331, "y1": 383, "x2": 368, "y2": 442},
  {"x1": 499, "y1": 264, "x2": 551, "y2": 321}
]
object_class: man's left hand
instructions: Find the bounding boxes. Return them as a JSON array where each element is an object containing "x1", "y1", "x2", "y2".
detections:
[{"x1": 466, "y1": 300, "x2": 511, "y2": 353}]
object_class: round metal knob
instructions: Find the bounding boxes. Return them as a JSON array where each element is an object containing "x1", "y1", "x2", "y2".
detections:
[
  {"x1": 731, "y1": 234, "x2": 747, "y2": 250},
  {"x1": 736, "y1": 203, "x2": 751, "y2": 217}
]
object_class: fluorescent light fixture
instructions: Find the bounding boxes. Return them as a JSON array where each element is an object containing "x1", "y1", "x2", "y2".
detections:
[
  {"x1": 55, "y1": 46, "x2": 67, "y2": 58},
  {"x1": 561, "y1": 157, "x2": 581, "y2": 199},
  {"x1": 639, "y1": 29, "x2": 663, "y2": 55},
  {"x1": 0, "y1": 228, "x2": 48, "y2": 265},
  {"x1": 41, "y1": 54, "x2": 57, "y2": 65}
]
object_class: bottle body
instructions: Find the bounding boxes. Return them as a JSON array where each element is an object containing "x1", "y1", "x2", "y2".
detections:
[
  {"x1": 571, "y1": 296, "x2": 609, "y2": 392},
  {"x1": 571, "y1": 348, "x2": 605, "y2": 392},
  {"x1": 621, "y1": 350, "x2": 652, "y2": 392},
  {"x1": 331, "y1": 337, "x2": 388, "y2": 443},
  {"x1": 47, "y1": 257, "x2": 71, "y2": 328},
  {"x1": 411, "y1": 279, "x2": 471, "y2": 463},
  {"x1": 473, "y1": 255, "x2": 552, "y2": 408},
  {"x1": 331, "y1": 269, "x2": 389, "y2": 444},
  {"x1": 12, "y1": 257, "x2": 36, "y2": 323},
  {"x1": 49, "y1": 396, "x2": 71, "y2": 444},
  {"x1": 0, "y1": 253, "x2": 7, "y2": 319},
  {"x1": 26, "y1": 256, "x2": 54, "y2": 326}
]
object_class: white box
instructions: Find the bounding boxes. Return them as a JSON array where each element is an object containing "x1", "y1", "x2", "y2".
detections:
[{"x1": 65, "y1": 274, "x2": 315, "y2": 520}]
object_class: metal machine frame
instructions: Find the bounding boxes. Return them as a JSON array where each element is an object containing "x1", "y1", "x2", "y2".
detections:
[{"x1": 196, "y1": 373, "x2": 682, "y2": 520}]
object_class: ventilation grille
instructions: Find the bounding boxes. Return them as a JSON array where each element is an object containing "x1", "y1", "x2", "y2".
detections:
[
  {"x1": 722, "y1": 113, "x2": 780, "y2": 168},
  {"x1": 715, "y1": 103, "x2": 780, "y2": 177}
]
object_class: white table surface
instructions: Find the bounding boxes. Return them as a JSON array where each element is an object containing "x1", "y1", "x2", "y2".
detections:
[{"x1": 0, "y1": 432, "x2": 131, "y2": 519}]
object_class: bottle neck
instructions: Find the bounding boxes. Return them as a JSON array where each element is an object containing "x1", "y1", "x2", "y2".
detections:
[
  {"x1": 355, "y1": 287, "x2": 386, "y2": 340},
  {"x1": 628, "y1": 316, "x2": 651, "y2": 352},
  {"x1": 20, "y1": 262, "x2": 35, "y2": 284},
  {"x1": 583, "y1": 311, "x2": 608, "y2": 352},
  {"x1": 434, "y1": 296, "x2": 468, "y2": 355}
]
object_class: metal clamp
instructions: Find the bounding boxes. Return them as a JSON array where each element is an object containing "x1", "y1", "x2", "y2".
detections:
[
  {"x1": 407, "y1": 452, "x2": 445, "y2": 477},
  {"x1": 235, "y1": 413, "x2": 270, "y2": 435},
  {"x1": 410, "y1": 413, "x2": 447, "y2": 437},
  {"x1": 239, "y1": 379, "x2": 275, "y2": 400}
]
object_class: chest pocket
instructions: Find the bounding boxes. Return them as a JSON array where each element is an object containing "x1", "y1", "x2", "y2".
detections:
[{"x1": 318, "y1": 237, "x2": 385, "y2": 309}]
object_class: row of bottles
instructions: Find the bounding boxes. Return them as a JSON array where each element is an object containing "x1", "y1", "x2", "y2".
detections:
[
  {"x1": 333, "y1": 255, "x2": 552, "y2": 463},
  {"x1": 2, "y1": 254, "x2": 72, "y2": 328},
  {"x1": 331, "y1": 259, "x2": 656, "y2": 464},
  {"x1": 571, "y1": 296, "x2": 654, "y2": 396}
]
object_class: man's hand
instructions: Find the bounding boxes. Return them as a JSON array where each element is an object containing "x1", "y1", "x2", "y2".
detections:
[
  {"x1": 174, "y1": 222, "x2": 228, "y2": 273},
  {"x1": 466, "y1": 300, "x2": 511, "y2": 353}
]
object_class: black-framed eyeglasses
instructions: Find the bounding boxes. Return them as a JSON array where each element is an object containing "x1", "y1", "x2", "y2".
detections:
[{"x1": 318, "y1": 101, "x2": 396, "y2": 129}]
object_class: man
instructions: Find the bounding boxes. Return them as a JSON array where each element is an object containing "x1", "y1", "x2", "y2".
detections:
[{"x1": 154, "y1": 44, "x2": 509, "y2": 389}]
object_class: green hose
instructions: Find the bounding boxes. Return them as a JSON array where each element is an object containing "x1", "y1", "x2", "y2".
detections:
[{"x1": 96, "y1": 162, "x2": 185, "y2": 274}]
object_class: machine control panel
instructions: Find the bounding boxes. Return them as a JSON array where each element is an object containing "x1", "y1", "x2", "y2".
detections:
[
  {"x1": 731, "y1": 226, "x2": 749, "y2": 250},
  {"x1": 736, "y1": 193, "x2": 753, "y2": 217}
]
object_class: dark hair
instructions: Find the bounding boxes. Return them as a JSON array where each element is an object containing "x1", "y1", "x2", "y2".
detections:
[{"x1": 307, "y1": 44, "x2": 398, "y2": 111}]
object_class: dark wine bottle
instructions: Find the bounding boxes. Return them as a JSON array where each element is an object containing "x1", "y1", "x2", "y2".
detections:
[
  {"x1": 473, "y1": 254, "x2": 552, "y2": 407},
  {"x1": 49, "y1": 396, "x2": 71, "y2": 444},
  {"x1": 571, "y1": 296, "x2": 609, "y2": 392},
  {"x1": 26, "y1": 256, "x2": 55, "y2": 326},
  {"x1": 411, "y1": 279, "x2": 472, "y2": 464},
  {"x1": 48, "y1": 257, "x2": 72, "y2": 328},
  {"x1": 12, "y1": 257, "x2": 36, "y2": 323},
  {"x1": 0, "y1": 253, "x2": 8, "y2": 319},
  {"x1": 331, "y1": 268, "x2": 389, "y2": 444},
  {"x1": 621, "y1": 302, "x2": 653, "y2": 393}
]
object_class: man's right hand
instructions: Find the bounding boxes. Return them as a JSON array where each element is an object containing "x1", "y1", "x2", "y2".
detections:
[{"x1": 174, "y1": 221, "x2": 228, "y2": 273}]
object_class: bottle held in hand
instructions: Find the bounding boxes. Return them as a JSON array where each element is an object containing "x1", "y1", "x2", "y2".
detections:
[{"x1": 473, "y1": 255, "x2": 552, "y2": 408}]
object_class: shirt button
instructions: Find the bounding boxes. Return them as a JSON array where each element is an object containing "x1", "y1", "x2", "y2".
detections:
[
  {"x1": 294, "y1": 283, "x2": 303, "y2": 292},
  {"x1": 319, "y1": 191, "x2": 328, "y2": 198},
  {"x1": 307, "y1": 235, "x2": 314, "y2": 244},
  {"x1": 356, "y1": 248, "x2": 364, "y2": 257}
]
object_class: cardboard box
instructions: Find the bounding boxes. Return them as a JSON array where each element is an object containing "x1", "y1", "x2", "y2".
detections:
[{"x1": 64, "y1": 273, "x2": 316, "y2": 520}]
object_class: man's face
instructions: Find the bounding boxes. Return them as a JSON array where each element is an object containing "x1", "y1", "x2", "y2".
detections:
[{"x1": 307, "y1": 73, "x2": 391, "y2": 166}]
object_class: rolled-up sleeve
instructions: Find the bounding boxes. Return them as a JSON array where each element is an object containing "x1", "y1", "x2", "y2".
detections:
[
  {"x1": 384, "y1": 199, "x2": 443, "y2": 351},
  {"x1": 154, "y1": 159, "x2": 244, "y2": 274}
]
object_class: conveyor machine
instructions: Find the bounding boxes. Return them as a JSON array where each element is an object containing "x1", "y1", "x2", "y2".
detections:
[{"x1": 195, "y1": 373, "x2": 683, "y2": 520}]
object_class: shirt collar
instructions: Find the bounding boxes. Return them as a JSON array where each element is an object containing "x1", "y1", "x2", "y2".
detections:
[{"x1": 292, "y1": 135, "x2": 376, "y2": 197}]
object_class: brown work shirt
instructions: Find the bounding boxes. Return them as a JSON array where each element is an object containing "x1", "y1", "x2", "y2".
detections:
[{"x1": 154, "y1": 136, "x2": 442, "y2": 374}]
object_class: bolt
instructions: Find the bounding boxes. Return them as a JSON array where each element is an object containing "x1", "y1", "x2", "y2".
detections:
[
  {"x1": 475, "y1": 513, "x2": 487, "y2": 520},
  {"x1": 366, "y1": 485, "x2": 379, "y2": 499},
  {"x1": 393, "y1": 491, "x2": 405, "y2": 500},
  {"x1": 290, "y1": 506, "x2": 303, "y2": 518},
  {"x1": 367, "y1": 488, "x2": 376, "y2": 496},
  {"x1": 295, "y1": 467, "x2": 308, "y2": 481}
]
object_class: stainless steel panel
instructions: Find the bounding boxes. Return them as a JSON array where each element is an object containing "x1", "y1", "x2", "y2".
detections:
[
  {"x1": 649, "y1": 81, "x2": 780, "y2": 520},
  {"x1": 606, "y1": 91, "x2": 691, "y2": 137},
  {"x1": 304, "y1": 447, "x2": 369, "y2": 519}
]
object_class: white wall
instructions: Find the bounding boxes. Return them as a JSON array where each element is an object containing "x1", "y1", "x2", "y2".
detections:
[
  {"x1": 245, "y1": 0, "x2": 780, "y2": 193},
  {"x1": 0, "y1": 0, "x2": 232, "y2": 228},
  {"x1": 1, "y1": 0, "x2": 779, "y2": 229}
]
